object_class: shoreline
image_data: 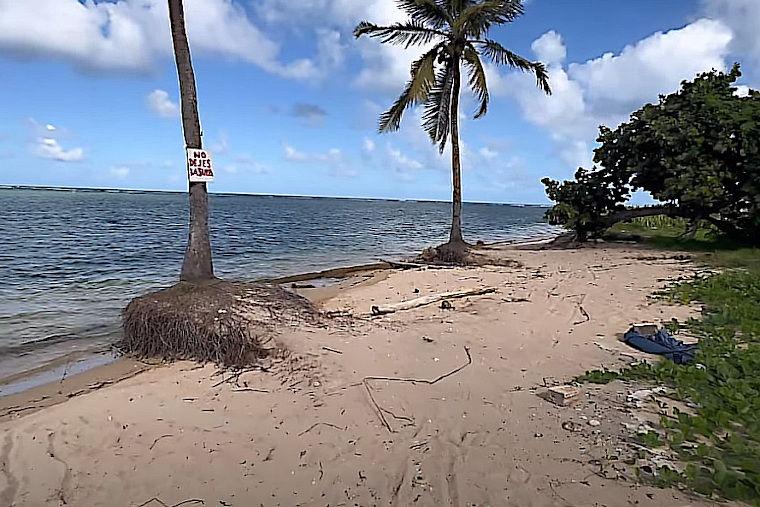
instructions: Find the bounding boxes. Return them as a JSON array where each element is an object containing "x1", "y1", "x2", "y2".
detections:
[{"x1": 0, "y1": 236, "x2": 560, "y2": 399}]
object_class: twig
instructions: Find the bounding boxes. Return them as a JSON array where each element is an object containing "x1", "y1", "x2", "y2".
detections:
[
  {"x1": 364, "y1": 346, "x2": 472, "y2": 385},
  {"x1": 362, "y1": 346, "x2": 472, "y2": 432},
  {"x1": 298, "y1": 422, "x2": 346, "y2": 437},
  {"x1": 137, "y1": 498, "x2": 168, "y2": 507},
  {"x1": 149, "y1": 434, "x2": 173, "y2": 451},
  {"x1": 363, "y1": 379, "x2": 392, "y2": 433},
  {"x1": 172, "y1": 500, "x2": 205, "y2": 507},
  {"x1": 137, "y1": 499, "x2": 205, "y2": 507},
  {"x1": 322, "y1": 346, "x2": 343, "y2": 354},
  {"x1": 232, "y1": 388, "x2": 269, "y2": 393},
  {"x1": 381, "y1": 407, "x2": 414, "y2": 424}
]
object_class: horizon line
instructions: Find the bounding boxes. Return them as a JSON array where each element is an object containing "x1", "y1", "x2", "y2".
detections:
[{"x1": 0, "y1": 184, "x2": 552, "y2": 207}]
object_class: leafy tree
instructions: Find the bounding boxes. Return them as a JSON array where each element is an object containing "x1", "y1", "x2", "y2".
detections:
[
  {"x1": 356, "y1": 0, "x2": 550, "y2": 260},
  {"x1": 169, "y1": 0, "x2": 215, "y2": 281},
  {"x1": 543, "y1": 64, "x2": 760, "y2": 243}
]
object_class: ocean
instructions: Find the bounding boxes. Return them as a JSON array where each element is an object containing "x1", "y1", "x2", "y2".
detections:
[{"x1": 0, "y1": 187, "x2": 559, "y2": 385}]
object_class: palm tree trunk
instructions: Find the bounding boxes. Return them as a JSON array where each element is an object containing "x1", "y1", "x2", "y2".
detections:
[
  {"x1": 448, "y1": 57, "x2": 464, "y2": 245},
  {"x1": 168, "y1": 0, "x2": 215, "y2": 282}
]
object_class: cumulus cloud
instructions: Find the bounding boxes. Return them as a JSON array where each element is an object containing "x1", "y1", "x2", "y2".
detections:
[
  {"x1": 362, "y1": 138, "x2": 376, "y2": 153},
  {"x1": 532, "y1": 31, "x2": 566, "y2": 66},
  {"x1": 283, "y1": 144, "x2": 308, "y2": 162},
  {"x1": 27, "y1": 119, "x2": 85, "y2": 162},
  {"x1": 0, "y1": 0, "x2": 342, "y2": 80},
  {"x1": 703, "y1": 0, "x2": 760, "y2": 66},
  {"x1": 147, "y1": 89, "x2": 179, "y2": 118},
  {"x1": 35, "y1": 138, "x2": 84, "y2": 162},
  {"x1": 254, "y1": 0, "x2": 411, "y2": 93},
  {"x1": 496, "y1": 19, "x2": 734, "y2": 169}
]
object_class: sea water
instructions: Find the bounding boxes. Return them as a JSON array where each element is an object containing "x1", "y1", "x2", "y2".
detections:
[{"x1": 0, "y1": 187, "x2": 559, "y2": 383}]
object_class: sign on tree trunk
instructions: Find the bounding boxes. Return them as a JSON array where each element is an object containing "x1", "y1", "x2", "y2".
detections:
[{"x1": 186, "y1": 148, "x2": 214, "y2": 182}]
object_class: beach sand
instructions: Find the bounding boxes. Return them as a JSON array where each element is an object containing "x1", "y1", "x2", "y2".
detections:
[{"x1": 0, "y1": 243, "x2": 734, "y2": 506}]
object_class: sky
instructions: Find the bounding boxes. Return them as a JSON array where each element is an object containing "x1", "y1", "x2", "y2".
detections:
[{"x1": 0, "y1": 0, "x2": 758, "y2": 204}]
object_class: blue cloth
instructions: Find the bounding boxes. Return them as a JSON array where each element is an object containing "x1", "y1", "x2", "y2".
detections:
[{"x1": 623, "y1": 327, "x2": 697, "y2": 364}]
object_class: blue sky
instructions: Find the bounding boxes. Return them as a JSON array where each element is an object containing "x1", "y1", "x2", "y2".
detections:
[{"x1": 0, "y1": 0, "x2": 758, "y2": 204}]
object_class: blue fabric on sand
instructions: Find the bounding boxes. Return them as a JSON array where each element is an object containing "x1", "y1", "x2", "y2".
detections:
[{"x1": 623, "y1": 327, "x2": 697, "y2": 364}]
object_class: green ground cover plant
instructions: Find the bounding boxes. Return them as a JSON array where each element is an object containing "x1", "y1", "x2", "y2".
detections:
[{"x1": 576, "y1": 240, "x2": 760, "y2": 504}]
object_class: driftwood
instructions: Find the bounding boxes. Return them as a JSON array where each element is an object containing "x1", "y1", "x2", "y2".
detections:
[
  {"x1": 381, "y1": 259, "x2": 427, "y2": 270},
  {"x1": 370, "y1": 287, "x2": 497, "y2": 316}
]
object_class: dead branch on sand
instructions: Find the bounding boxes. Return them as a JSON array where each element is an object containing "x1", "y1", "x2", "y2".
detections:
[
  {"x1": 362, "y1": 346, "x2": 472, "y2": 432},
  {"x1": 298, "y1": 421, "x2": 346, "y2": 436},
  {"x1": 137, "y1": 497, "x2": 204, "y2": 507},
  {"x1": 149, "y1": 434, "x2": 173, "y2": 451},
  {"x1": 370, "y1": 288, "x2": 496, "y2": 316}
]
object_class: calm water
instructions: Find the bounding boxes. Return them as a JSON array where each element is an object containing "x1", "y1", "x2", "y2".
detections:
[{"x1": 0, "y1": 188, "x2": 558, "y2": 381}]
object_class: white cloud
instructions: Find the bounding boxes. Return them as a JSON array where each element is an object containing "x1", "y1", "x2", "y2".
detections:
[
  {"x1": 387, "y1": 144, "x2": 424, "y2": 182},
  {"x1": 221, "y1": 154, "x2": 271, "y2": 174},
  {"x1": 147, "y1": 89, "x2": 180, "y2": 118},
  {"x1": 110, "y1": 166, "x2": 130, "y2": 179},
  {"x1": 0, "y1": 0, "x2": 340, "y2": 80},
  {"x1": 282, "y1": 144, "x2": 355, "y2": 177},
  {"x1": 254, "y1": 0, "x2": 412, "y2": 93},
  {"x1": 209, "y1": 132, "x2": 229, "y2": 155},
  {"x1": 703, "y1": 0, "x2": 760, "y2": 66},
  {"x1": 532, "y1": 31, "x2": 566, "y2": 66},
  {"x1": 35, "y1": 138, "x2": 84, "y2": 162},
  {"x1": 362, "y1": 138, "x2": 376, "y2": 152},
  {"x1": 479, "y1": 147, "x2": 498, "y2": 161},
  {"x1": 735, "y1": 85, "x2": 752, "y2": 97},
  {"x1": 283, "y1": 143, "x2": 343, "y2": 164},
  {"x1": 497, "y1": 19, "x2": 734, "y2": 169},
  {"x1": 283, "y1": 144, "x2": 308, "y2": 162}
]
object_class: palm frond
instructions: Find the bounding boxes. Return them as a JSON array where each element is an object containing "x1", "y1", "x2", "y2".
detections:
[
  {"x1": 422, "y1": 63, "x2": 455, "y2": 152},
  {"x1": 354, "y1": 21, "x2": 447, "y2": 48},
  {"x1": 379, "y1": 47, "x2": 441, "y2": 132},
  {"x1": 477, "y1": 39, "x2": 551, "y2": 94},
  {"x1": 446, "y1": 0, "x2": 478, "y2": 17},
  {"x1": 455, "y1": 0, "x2": 523, "y2": 36},
  {"x1": 463, "y1": 44, "x2": 489, "y2": 118},
  {"x1": 396, "y1": 0, "x2": 452, "y2": 29}
]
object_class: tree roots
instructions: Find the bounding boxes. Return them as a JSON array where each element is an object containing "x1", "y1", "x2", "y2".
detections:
[{"x1": 119, "y1": 280, "x2": 319, "y2": 368}]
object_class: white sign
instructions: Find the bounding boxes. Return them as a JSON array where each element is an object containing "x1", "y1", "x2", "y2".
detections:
[{"x1": 186, "y1": 148, "x2": 215, "y2": 182}]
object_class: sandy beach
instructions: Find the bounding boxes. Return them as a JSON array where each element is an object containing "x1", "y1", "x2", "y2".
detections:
[{"x1": 0, "y1": 243, "x2": 736, "y2": 507}]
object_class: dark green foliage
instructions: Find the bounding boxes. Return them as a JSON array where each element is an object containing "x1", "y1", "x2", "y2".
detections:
[
  {"x1": 575, "y1": 368, "x2": 619, "y2": 384},
  {"x1": 543, "y1": 64, "x2": 760, "y2": 243}
]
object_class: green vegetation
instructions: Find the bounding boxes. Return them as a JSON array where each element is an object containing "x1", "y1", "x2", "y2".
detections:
[
  {"x1": 576, "y1": 235, "x2": 760, "y2": 504},
  {"x1": 543, "y1": 64, "x2": 760, "y2": 243},
  {"x1": 355, "y1": 0, "x2": 550, "y2": 261}
]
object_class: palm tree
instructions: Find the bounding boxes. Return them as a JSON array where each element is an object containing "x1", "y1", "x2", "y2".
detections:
[
  {"x1": 355, "y1": 0, "x2": 551, "y2": 260},
  {"x1": 168, "y1": 0, "x2": 215, "y2": 281}
]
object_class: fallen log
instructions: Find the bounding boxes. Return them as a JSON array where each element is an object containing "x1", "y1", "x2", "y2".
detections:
[{"x1": 370, "y1": 287, "x2": 497, "y2": 315}]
